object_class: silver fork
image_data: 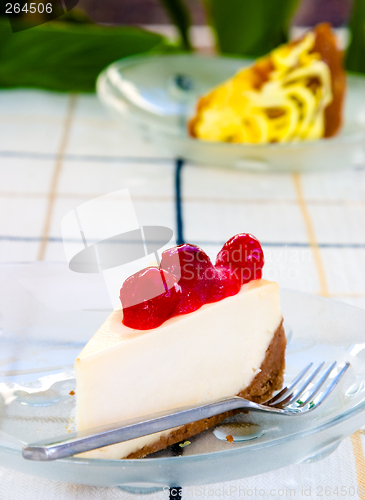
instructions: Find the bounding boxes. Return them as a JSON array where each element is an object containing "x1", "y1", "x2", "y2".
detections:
[{"x1": 22, "y1": 361, "x2": 349, "y2": 461}]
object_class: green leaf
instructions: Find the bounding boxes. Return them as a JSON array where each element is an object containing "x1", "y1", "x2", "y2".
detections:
[
  {"x1": 203, "y1": 0, "x2": 300, "y2": 58},
  {"x1": 159, "y1": 0, "x2": 193, "y2": 51},
  {"x1": 346, "y1": 0, "x2": 365, "y2": 73},
  {"x1": 0, "y1": 18, "x2": 177, "y2": 92}
]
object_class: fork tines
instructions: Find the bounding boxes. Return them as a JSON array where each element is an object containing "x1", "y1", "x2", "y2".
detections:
[{"x1": 266, "y1": 361, "x2": 350, "y2": 411}]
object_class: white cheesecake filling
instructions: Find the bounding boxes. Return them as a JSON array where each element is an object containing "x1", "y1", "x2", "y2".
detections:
[{"x1": 75, "y1": 279, "x2": 282, "y2": 459}]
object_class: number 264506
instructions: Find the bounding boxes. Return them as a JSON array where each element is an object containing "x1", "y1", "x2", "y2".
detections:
[{"x1": 5, "y1": 3, "x2": 53, "y2": 14}]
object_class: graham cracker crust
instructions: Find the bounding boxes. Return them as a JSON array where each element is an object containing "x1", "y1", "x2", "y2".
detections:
[{"x1": 126, "y1": 320, "x2": 286, "y2": 459}]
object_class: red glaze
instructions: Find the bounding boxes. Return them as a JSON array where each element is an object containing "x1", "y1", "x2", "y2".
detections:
[
  {"x1": 120, "y1": 234, "x2": 264, "y2": 330},
  {"x1": 161, "y1": 244, "x2": 214, "y2": 286},
  {"x1": 172, "y1": 286, "x2": 205, "y2": 315},
  {"x1": 120, "y1": 267, "x2": 181, "y2": 330},
  {"x1": 205, "y1": 266, "x2": 241, "y2": 303},
  {"x1": 161, "y1": 244, "x2": 214, "y2": 314},
  {"x1": 215, "y1": 233, "x2": 264, "y2": 284}
]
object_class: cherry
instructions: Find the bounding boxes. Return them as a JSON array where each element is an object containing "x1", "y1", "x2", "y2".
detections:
[
  {"x1": 206, "y1": 266, "x2": 241, "y2": 303},
  {"x1": 120, "y1": 267, "x2": 181, "y2": 330},
  {"x1": 172, "y1": 286, "x2": 204, "y2": 315},
  {"x1": 161, "y1": 244, "x2": 214, "y2": 286},
  {"x1": 215, "y1": 234, "x2": 264, "y2": 284},
  {"x1": 161, "y1": 244, "x2": 215, "y2": 314}
]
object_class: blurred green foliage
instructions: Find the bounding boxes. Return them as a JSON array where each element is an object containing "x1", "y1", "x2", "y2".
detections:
[
  {"x1": 204, "y1": 0, "x2": 300, "y2": 57},
  {"x1": 346, "y1": 0, "x2": 365, "y2": 73},
  {"x1": 0, "y1": 15, "x2": 176, "y2": 92},
  {"x1": 2, "y1": 0, "x2": 365, "y2": 93},
  {"x1": 159, "y1": 0, "x2": 192, "y2": 50},
  {"x1": 159, "y1": 0, "x2": 300, "y2": 57}
]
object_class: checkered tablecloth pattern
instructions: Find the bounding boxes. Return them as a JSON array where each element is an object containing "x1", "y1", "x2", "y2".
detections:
[{"x1": 1, "y1": 89, "x2": 365, "y2": 499}]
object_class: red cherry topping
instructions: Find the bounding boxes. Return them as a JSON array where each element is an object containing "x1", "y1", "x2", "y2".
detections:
[
  {"x1": 205, "y1": 266, "x2": 241, "y2": 303},
  {"x1": 161, "y1": 244, "x2": 214, "y2": 314},
  {"x1": 215, "y1": 234, "x2": 264, "y2": 284},
  {"x1": 120, "y1": 267, "x2": 181, "y2": 330},
  {"x1": 120, "y1": 234, "x2": 265, "y2": 330},
  {"x1": 161, "y1": 244, "x2": 214, "y2": 286},
  {"x1": 172, "y1": 286, "x2": 204, "y2": 315}
]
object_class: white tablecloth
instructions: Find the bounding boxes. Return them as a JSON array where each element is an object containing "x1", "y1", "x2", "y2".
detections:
[{"x1": 1, "y1": 89, "x2": 365, "y2": 499}]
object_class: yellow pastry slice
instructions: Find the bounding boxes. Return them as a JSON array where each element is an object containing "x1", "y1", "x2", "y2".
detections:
[{"x1": 189, "y1": 24, "x2": 346, "y2": 144}]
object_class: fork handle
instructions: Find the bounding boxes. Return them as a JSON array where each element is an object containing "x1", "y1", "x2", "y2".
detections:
[{"x1": 22, "y1": 397, "x2": 260, "y2": 461}]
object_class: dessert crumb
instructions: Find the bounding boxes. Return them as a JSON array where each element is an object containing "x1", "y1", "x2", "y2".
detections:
[
  {"x1": 69, "y1": 391, "x2": 75, "y2": 396},
  {"x1": 226, "y1": 435, "x2": 234, "y2": 443},
  {"x1": 179, "y1": 440, "x2": 191, "y2": 448}
]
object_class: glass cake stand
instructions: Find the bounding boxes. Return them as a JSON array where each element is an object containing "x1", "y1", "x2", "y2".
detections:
[
  {"x1": 1, "y1": 262, "x2": 365, "y2": 494},
  {"x1": 97, "y1": 53, "x2": 365, "y2": 172}
]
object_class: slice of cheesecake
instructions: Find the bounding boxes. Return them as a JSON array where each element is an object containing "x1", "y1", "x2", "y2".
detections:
[{"x1": 74, "y1": 234, "x2": 286, "y2": 459}]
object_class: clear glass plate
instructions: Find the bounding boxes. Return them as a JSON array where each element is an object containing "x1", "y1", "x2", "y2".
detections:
[
  {"x1": 97, "y1": 53, "x2": 365, "y2": 172},
  {"x1": 1, "y1": 263, "x2": 365, "y2": 493}
]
